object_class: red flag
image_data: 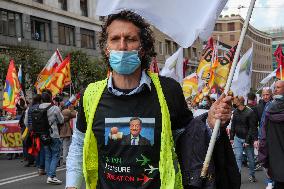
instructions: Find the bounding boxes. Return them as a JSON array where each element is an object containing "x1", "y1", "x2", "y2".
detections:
[
  {"x1": 274, "y1": 45, "x2": 284, "y2": 80},
  {"x1": 149, "y1": 57, "x2": 159, "y2": 73},
  {"x1": 3, "y1": 60, "x2": 21, "y2": 115},
  {"x1": 183, "y1": 58, "x2": 188, "y2": 78}
]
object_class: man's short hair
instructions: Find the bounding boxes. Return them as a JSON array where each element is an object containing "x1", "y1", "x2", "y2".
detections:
[
  {"x1": 262, "y1": 87, "x2": 272, "y2": 94},
  {"x1": 129, "y1": 117, "x2": 142, "y2": 125},
  {"x1": 32, "y1": 94, "x2": 42, "y2": 105},
  {"x1": 99, "y1": 10, "x2": 156, "y2": 70},
  {"x1": 235, "y1": 96, "x2": 245, "y2": 105},
  {"x1": 247, "y1": 92, "x2": 256, "y2": 101},
  {"x1": 41, "y1": 90, "x2": 52, "y2": 103}
]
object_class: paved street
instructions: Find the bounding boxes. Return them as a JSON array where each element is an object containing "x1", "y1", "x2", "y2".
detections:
[{"x1": 0, "y1": 154, "x2": 267, "y2": 189}]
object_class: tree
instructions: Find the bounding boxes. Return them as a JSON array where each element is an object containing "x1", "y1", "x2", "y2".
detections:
[
  {"x1": 66, "y1": 50, "x2": 107, "y2": 92},
  {"x1": 0, "y1": 46, "x2": 44, "y2": 93}
]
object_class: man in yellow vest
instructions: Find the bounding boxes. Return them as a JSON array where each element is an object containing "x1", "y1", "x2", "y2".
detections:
[{"x1": 66, "y1": 10, "x2": 234, "y2": 189}]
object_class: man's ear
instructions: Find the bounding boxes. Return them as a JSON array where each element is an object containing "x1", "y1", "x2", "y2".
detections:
[{"x1": 139, "y1": 48, "x2": 145, "y2": 57}]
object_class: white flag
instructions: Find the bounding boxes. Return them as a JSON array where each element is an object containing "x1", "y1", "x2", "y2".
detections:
[
  {"x1": 96, "y1": 0, "x2": 228, "y2": 48},
  {"x1": 160, "y1": 47, "x2": 183, "y2": 83},
  {"x1": 260, "y1": 69, "x2": 277, "y2": 85},
  {"x1": 231, "y1": 47, "x2": 253, "y2": 97}
]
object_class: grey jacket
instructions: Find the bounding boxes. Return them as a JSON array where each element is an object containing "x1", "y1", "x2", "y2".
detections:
[{"x1": 39, "y1": 103, "x2": 64, "y2": 139}]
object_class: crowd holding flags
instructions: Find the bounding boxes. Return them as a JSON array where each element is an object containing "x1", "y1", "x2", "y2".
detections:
[{"x1": 2, "y1": 49, "x2": 74, "y2": 114}]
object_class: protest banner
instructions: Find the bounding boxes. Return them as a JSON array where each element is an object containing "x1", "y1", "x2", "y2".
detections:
[{"x1": 0, "y1": 120, "x2": 23, "y2": 153}]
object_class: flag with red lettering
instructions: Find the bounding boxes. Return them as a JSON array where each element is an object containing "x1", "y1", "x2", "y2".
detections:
[
  {"x1": 35, "y1": 49, "x2": 63, "y2": 93},
  {"x1": 44, "y1": 55, "x2": 71, "y2": 96},
  {"x1": 214, "y1": 44, "x2": 238, "y2": 88}
]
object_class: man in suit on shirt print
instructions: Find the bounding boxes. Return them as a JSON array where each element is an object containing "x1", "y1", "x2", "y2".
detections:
[{"x1": 121, "y1": 117, "x2": 151, "y2": 146}]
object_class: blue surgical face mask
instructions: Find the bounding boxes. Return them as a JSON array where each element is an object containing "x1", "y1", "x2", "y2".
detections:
[
  {"x1": 201, "y1": 100, "x2": 208, "y2": 107},
  {"x1": 109, "y1": 50, "x2": 141, "y2": 75}
]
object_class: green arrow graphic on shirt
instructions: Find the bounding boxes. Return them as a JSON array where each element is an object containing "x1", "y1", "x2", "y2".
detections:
[{"x1": 136, "y1": 154, "x2": 150, "y2": 166}]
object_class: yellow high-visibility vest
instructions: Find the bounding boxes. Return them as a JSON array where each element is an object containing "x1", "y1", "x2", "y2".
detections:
[{"x1": 82, "y1": 72, "x2": 183, "y2": 189}]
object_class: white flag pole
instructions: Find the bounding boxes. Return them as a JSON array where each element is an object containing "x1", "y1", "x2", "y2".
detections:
[{"x1": 201, "y1": 0, "x2": 256, "y2": 178}]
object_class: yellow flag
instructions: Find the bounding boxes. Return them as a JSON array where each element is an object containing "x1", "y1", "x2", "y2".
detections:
[
  {"x1": 214, "y1": 44, "x2": 237, "y2": 88},
  {"x1": 196, "y1": 37, "x2": 214, "y2": 81}
]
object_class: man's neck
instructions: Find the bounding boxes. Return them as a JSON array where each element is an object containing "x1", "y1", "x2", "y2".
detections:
[
  {"x1": 112, "y1": 68, "x2": 142, "y2": 90},
  {"x1": 238, "y1": 105, "x2": 245, "y2": 111}
]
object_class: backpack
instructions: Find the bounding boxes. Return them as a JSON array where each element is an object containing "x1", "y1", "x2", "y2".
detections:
[{"x1": 31, "y1": 104, "x2": 53, "y2": 135}]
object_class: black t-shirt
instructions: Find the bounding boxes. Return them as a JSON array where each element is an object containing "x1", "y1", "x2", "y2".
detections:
[{"x1": 77, "y1": 76, "x2": 192, "y2": 189}]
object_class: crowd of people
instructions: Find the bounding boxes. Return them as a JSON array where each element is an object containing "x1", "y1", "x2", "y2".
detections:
[
  {"x1": 185, "y1": 81, "x2": 284, "y2": 189},
  {"x1": 1, "y1": 90, "x2": 77, "y2": 185},
  {"x1": 1, "y1": 9, "x2": 284, "y2": 189}
]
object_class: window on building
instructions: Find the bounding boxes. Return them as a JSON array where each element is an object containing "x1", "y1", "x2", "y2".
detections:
[
  {"x1": 0, "y1": 9, "x2": 22, "y2": 37},
  {"x1": 227, "y1": 22, "x2": 235, "y2": 31},
  {"x1": 193, "y1": 47, "x2": 197, "y2": 58},
  {"x1": 80, "y1": 0, "x2": 88, "y2": 17},
  {"x1": 31, "y1": 17, "x2": 51, "y2": 42},
  {"x1": 99, "y1": 16, "x2": 105, "y2": 22},
  {"x1": 188, "y1": 48, "x2": 192, "y2": 59},
  {"x1": 58, "y1": 23, "x2": 75, "y2": 46},
  {"x1": 173, "y1": 42, "x2": 178, "y2": 52},
  {"x1": 165, "y1": 40, "x2": 171, "y2": 55},
  {"x1": 214, "y1": 23, "x2": 222, "y2": 31},
  {"x1": 81, "y1": 28, "x2": 95, "y2": 49},
  {"x1": 230, "y1": 34, "x2": 235, "y2": 41},
  {"x1": 58, "y1": 0, "x2": 67, "y2": 11},
  {"x1": 158, "y1": 41, "x2": 163, "y2": 55},
  {"x1": 33, "y1": 0, "x2": 43, "y2": 3}
]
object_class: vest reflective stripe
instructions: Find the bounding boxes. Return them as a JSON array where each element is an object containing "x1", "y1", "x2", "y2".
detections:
[{"x1": 82, "y1": 72, "x2": 183, "y2": 189}]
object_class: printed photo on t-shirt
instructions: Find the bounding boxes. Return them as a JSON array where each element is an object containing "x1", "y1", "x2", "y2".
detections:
[{"x1": 105, "y1": 117, "x2": 155, "y2": 146}]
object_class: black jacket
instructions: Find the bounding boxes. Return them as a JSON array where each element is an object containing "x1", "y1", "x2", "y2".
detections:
[
  {"x1": 230, "y1": 106, "x2": 258, "y2": 144},
  {"x1": 259, "y1": 98, "x2": 284, "y2": 182},
  {"x1": 253, "y1": 100, "x2": 269, "y2": 123},
  {"x1": 175, "y1": 113, "x2": 241, "y2": 189}
]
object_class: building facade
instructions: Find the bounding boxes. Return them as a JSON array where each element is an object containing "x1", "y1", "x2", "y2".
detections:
[
  {"x1": 0, "y1": 0, "x2": 101, "y2": 58},
  {"x1": 152, "y1": 26, "x2": 203, "y2": 75},
  {"x1": 212, "y1": 14, "x2": 273, "y2": 90},
  {"x1": 0, "y1": 0, "x2": 203, "y2": 74}
]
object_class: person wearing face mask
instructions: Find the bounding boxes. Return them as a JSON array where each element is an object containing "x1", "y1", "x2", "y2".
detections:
[
  {"x1": 230, "y1": 96, "x2": 258, "y2": 183},
  {"x1": 65, "y1": 11, "x2": 237, "y2": 189},
  {"x1": 198, "y1": 96, "x2": 212, "y2": 110},
  {"x1": 259, "y1": 80, "x2": 284, "y2": 189}
]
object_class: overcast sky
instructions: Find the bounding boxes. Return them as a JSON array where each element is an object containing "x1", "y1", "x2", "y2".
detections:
[{"x1": 222, "y1": 0, "x2": 284, "y2": 30}]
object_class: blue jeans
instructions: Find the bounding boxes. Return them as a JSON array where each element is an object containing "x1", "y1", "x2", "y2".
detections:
[
  {"x1": 44, "y1": 138, "x2": 62, "y2": 177},
  {"x1": 233, "y1": 136, "x2": 255, "y2": 176},
  {"x1": 36, "y1": 143, "x2": 45, "y2": 169}
]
